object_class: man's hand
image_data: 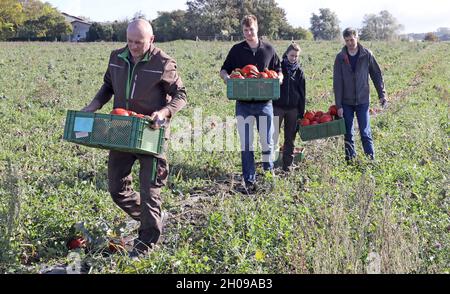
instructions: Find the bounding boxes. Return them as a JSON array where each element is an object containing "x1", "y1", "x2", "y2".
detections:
[
  {"x1": 81, "y1": 105, "x2": 96, "y2": 112},
  {"x1": 149, "y1": 108, "x2": 170, "y2": 129},
  {"x1": 278, "y1": 72, "x2": 284, "y2": 85},
  {"x1": 220, "y1": 70, "x2": 230, "y2": 84},
  {"x1": 223, "y1": 75, "x2": 230, "y2": 84},
  {"x1": 81, "y1": 100, "x2": 101, "y2": 113},
  {"x1": 337, "y1": 108, "x2": 344, "y2": 118}
]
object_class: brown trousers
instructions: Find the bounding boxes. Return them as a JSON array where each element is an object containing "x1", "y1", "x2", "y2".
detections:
[
  {"x1": 108, "y1": 150, "x2": 168, "y2": 245},
  {"x1": 274, "y1": 107, "x2": 299, "y2": 169}
]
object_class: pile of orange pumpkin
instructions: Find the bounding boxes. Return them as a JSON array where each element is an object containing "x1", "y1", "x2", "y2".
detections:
[{"x1": 111, "y1": 108, "x2": 145, "y2": 118}]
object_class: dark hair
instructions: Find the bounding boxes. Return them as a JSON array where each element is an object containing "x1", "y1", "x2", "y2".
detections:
[
  {"x1": 343, "y1": 27, "x2": 358, "y2": 38},
  {"x1": 282, "y1": 42, "x2": 301, "y2": 59},
  {"x1": 241, "y1": 15, "x2": 258, "y2": 27}
]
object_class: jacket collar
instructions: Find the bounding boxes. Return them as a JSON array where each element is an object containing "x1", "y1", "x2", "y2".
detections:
[
  {"x1": 242, "y1": 39, "x2": 264, "y2": 51},
  {"x1": 118, "y1": 44, "x2": 156, "y2": 62},
  {"x1": 340, "y1": 43, "x2": 367, "y2": 59}
]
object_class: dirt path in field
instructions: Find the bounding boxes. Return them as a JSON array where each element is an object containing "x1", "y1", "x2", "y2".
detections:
[{"x1": 388, "y1": 44, "x2": 445, "y2": 107}]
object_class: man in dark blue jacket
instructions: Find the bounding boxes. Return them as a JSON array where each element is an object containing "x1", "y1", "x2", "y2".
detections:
[
  {"x1": 333, "y1": 27, "x2": 387, "y2": 161},
  {"x1": 220, "y1": 15, "x2": 283, "y2": 193}
]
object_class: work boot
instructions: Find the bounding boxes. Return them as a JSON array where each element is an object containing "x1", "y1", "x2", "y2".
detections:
[
  {"x1": 128, "y1": 239, "x2": 153, "y2": 260},
  {"x1": 244, "y1": 181, "x2": 257, "y2": 194}
]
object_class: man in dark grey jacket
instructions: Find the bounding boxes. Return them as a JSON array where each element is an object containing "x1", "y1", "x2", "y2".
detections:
[{"x1": 333, "y1": 27, "x2": 387, "y2": 161}]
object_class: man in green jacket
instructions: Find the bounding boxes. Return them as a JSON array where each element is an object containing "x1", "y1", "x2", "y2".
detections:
[
  {"x1": 82, "y1": 19, "x2": 187, "y2": 256},
  {"x1": 333, "y1": 27, "x2": 387, "y2": 162}
]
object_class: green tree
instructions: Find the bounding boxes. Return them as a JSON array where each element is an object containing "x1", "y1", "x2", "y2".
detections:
[
  {"x1": 86, "y1": 22, "x2": 102, "y2": 41},
  {"x1": 359, "y1": 13, "x2": 377, "y2": 40},
  {"x1": 231, "y1": 0, "x2": 289, "y2": 39},
  {"x1": 18, "y1": 12, "x2": 71, "y2": 40},
  {"x1": 278, "y1": 23, "x2": 313, "y2": 41},
  {"x1": 292, "y1": 27, "x2": 313, "y2": 41},
  {"x1": 424, "y1": 32, "x2": 438, "y2": 42},
  {"x1": 15, "y1": 0, "x2": 71, "y2": 40},
  {"x1": 112, "y1": 20, "x2": 128, "y2": 42},
  {"x1": 309, "y1": 8, "x2": 340, "y2": 40},
  {"x1": 99, "y1": 23, "x2": 113, "y2": 41},
  {"x1": 0, "y1": 0, "x2": 24, "y2": 40},
  {"x1": 153, "y1": 10, "x2": 188, "y2": 41},
  {"x1": 185, "y1": 0, "x2": 291, "y2": 40},
  {"x1": 132, "y1": 11, "x2": 147, "y2": 21},
  {"x1": 360, "y1": 10, "x2": 403, "y2": 40},
  {"x1": 86, "y1": 22, "x2": 113, "y2": 42},
  {"x1": 185, "y1": 0, "x2": 239, "y2": 39}
]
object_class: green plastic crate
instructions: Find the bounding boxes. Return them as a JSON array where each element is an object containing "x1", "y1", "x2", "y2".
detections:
[
  {"x1": 227, "y1": 79, "x2": 280, "y2": 100},
  {"x1": 63, "y1": 110, "x2": 165, "y2": 155},
  {"x1": 274, "y1": 147, "x2": 305, "y2": 166},
  {"x1": 298, "y1": 118, "x2": 346, "y2": 141}
]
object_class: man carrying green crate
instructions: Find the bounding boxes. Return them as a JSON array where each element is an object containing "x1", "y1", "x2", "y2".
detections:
[
  {"x1": 81, "y1": 19, "x2": 187, "y2": 257},
  {"x1": 333, "y1": 27, "x2": 387, "y2": 162},
  {"x1": 219, "y1": 15, "x2": 283, "y2": 193}
]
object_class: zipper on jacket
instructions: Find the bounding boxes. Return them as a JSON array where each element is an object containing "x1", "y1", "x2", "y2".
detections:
[
  {"x1": 354, "y1": 53, "x2": 362, "y2": 105},
  {"x1": 130, "y1": 74, "x2": 138, "y2": 99},
  {"x1": 118, "y1": 48, "x2": 152, "y2": 108},
  {"x1": 120, "y1": 58, "x2": 132, "y2": 109},
  {"x1": 128, "y1": 64, "x2": 138, "y2": 99},
  {"x1": 127, "y1": 55, "x2": 153, "y2": 102},
  {"x1": 286, "y1": 72, "x2": 291, "y2": 106},
  {"x1": 124, "y1": 61, "x2": 140, "y2": 107}
]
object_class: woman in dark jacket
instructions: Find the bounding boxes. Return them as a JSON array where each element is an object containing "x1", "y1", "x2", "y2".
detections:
[{"x1": 273, "y1": 43, "x2": 306, "y2": 171}]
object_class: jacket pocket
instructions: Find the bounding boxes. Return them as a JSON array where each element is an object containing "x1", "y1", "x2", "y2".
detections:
[
  {"x1": 109, "y1": 63, "x2": 124, "y2": 69},
  {"x1": 141, "y1": 69, "x2": 163, "y2": 74}
]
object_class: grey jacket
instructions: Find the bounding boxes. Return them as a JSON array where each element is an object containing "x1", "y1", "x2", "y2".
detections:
[{"x1": 333, "y1": 44, "x2": 386, "y2": 108}]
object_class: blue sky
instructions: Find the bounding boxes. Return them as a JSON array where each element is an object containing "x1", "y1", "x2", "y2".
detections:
[{"x1": 46, "y1": 0, "x2": 449, "y2": 34}]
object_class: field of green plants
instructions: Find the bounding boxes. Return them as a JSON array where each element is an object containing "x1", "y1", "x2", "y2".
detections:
[{"x1": 0, "y1": 40, "x2": 448, "y2": 273}]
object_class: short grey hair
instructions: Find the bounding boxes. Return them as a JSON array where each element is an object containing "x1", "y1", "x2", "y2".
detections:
[
  {"x1": 127, "y1": 19, "x2": 153, "y2": 36},
  {"x1": 343, "y1": 27, "x2": 358, "y2": 38}
]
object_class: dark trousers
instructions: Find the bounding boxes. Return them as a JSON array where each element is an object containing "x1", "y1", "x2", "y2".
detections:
[
  {"x1": 273, "y1": 107, "x2": 298, "y2": 169},
  {"x1": 108, "y1": 150, "x2": 168, "y2": 245}
]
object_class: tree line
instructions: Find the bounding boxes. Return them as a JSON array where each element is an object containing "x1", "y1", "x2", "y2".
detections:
[
  {"x1": 88, "y1": 4, "x2": 404, "y2": 42},
  {"x1": 0, "y1": 0, "x2": 421, "y2": 42},
  {"x1": 0, "y1": 0, "x2": 72, "y2": 41},
  {"x1": 86, "y1": 1, "x2": 313, "y2": 42}
]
